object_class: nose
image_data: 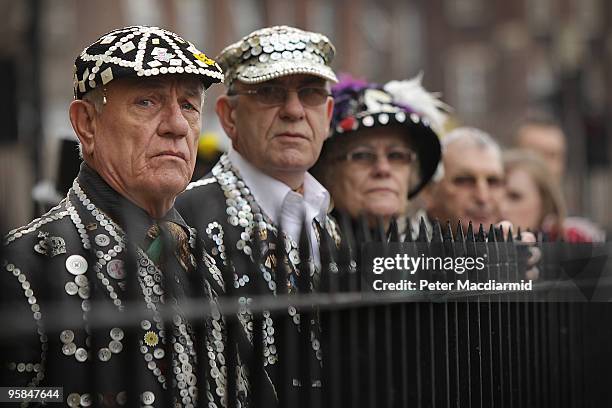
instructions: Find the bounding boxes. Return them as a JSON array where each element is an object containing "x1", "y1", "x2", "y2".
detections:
[
  {"x1": 372, "y1": 154, "x2": 392, "y2": 177},
  {"x1": 157, "y1": 100, "x2": 191, "y2": 138},
  {"x1": 474, "y1": 178, "x2": 491, "y2": 204},
  {"x1": 278, "y1": 89, "x2": 305, "y2": 121}
]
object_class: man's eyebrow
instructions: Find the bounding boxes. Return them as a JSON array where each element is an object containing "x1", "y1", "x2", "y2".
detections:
[
  {"x1": 451, "y1": 172, "x2": 476, "y2": 178},
  {"x1": 187, "y1": 82, "x2": 205, "y2": 97},
  {"x1": 183, "y1": 85, "x2": 204, "y2": 98}
]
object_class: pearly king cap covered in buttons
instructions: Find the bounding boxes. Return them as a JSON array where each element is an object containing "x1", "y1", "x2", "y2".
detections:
[
  {"x1": 324, "y1": 74, "x2": 450, "y2": 198},
  {"x1": 216, "y1": 25, "x2": 338, "y2": 86},
  {"x1": 73, "y1": 25, "x2": 224, "y2": 99}
]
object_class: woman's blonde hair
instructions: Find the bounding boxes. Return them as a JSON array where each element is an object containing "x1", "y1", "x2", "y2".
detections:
[{"x1": 503, "y1": 149, "x2": 566, "y2": 233}]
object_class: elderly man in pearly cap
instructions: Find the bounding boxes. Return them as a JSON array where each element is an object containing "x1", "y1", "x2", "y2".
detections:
[
  {"x1": 176, "y1": 25, "x2": 339, "y2": 406},
  {"x1": 1, "y1": 26, "x2": 222, "y2": 407}
]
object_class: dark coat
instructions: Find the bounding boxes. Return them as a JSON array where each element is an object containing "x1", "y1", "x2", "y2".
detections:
[
  {"x1": 176, "y1": 154, "x2": 342, "y2": 407},
  {"x1": 1, "y1": 164, "x2": 201, "y2": 407}
]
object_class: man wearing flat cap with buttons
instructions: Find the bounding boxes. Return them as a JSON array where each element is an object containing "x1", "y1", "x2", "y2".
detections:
[
  {"x1": 176, "y1": 25, "x2": 339, "y2": 406},
  {"x1": 1, "y1": 26, "x2": 222, "y2": 407}
]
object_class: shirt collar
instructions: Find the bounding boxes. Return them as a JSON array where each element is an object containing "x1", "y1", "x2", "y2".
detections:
[{"x1": 227, "y1": 147, "x2": 331, "y2": 224}]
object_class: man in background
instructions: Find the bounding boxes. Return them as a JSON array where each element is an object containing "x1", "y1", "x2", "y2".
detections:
[
  {"x1": 515, "y1": 114, "x2": 566, "y2": 183},
  {"x1": 416, "y1": 126, "x2": 505, "y2": 234},
  {"x1": 514, "y1": 113, "x2": 604, "y2": 241},
  {"x1": 176, "y1": 25, "x2": 339, "y2": 406}
]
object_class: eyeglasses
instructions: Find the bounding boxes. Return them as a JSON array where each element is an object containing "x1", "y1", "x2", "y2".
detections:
[
  {"x1": 227, "y1": 85, "x2": 331, "y2": 106},
  {"x1": 337, "y1": 149, "x2": 417, "y2": 166}
]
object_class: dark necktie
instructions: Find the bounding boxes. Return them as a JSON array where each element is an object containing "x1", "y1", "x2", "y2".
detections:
[{"x1": 144, "y1": 221, "x2": 194, "y2": 273}]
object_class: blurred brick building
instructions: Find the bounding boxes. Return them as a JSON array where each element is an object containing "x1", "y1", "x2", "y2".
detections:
[{"x1": 1, "y1": 0, "x2": 611, "y2": 232}]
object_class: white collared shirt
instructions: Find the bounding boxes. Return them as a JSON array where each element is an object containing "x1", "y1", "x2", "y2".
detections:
[{"x1": 227, "y1": 147, "x2": 330, "y2": 265}]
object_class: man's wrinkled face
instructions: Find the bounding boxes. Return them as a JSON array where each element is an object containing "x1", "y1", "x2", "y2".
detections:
[
  {"x1": 427, "y1": 141, "x2": 504, "y2": 228},
  {"x1": 90, "y1": 76, "x2": 203, "y2": 205},
  {"x1": 326, "y1": 129, "x2": 413, "y2": 219},
  {"x1": 517, "y1": 125, "x2": 566, "y2": 182},
  {"x1": 220, "y1": 74, "x2": 333, "y2": 181}
]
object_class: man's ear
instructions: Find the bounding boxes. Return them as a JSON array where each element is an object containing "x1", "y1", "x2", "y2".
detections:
[
  {"x1": 322, "y1": 96, "x2": 334, "y2": 140},
  {"x1": 215, "y1": 95, "x2": 238, "y2": 143},
  {"x1": 69, "y1": 100, "x2": 97, "y2": 157}
]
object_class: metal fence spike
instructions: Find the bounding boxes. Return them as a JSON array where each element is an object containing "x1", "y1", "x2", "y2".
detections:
[
  {"x1": 387, "y1": 217, "x2": 399, "y2": 242},
  {"x1": 418, "y1": 216, "x2": 428, "y2": 243},
  {"x1": 477, "y1": 224, "x2": 486, "y2": 242},
  {"x1": 487, "y1": 224, "x2": 496, "y2": 242},
  {"x1": 431, "y1": 219, "x2": 443, "y2": 243}
]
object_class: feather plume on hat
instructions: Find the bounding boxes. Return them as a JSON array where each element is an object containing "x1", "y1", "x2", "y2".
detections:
[{"x1": 383, "y1": 72, "x2": 451, "y2": 135}]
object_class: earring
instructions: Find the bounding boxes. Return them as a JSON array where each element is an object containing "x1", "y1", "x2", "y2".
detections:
[{"x1": 102, "y1": 87, "x2": 108, "y2": 105}]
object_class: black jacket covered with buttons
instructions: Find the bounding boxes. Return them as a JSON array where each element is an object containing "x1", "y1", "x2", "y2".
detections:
[
  {"x1": 176, "y1": 154, "x2": 344, "y2": 408},
  {"x1": 1, "y1": 163, "x2": 203, "y2": 408}
]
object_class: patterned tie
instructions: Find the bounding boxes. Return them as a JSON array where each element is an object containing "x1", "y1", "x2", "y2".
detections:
[{"x1": 145, "y1": 221, "x2": 194, "y2": 273}]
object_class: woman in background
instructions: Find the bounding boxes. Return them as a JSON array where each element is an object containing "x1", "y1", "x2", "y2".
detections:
[
  {"x1": 312, "y1": 74, "x2": 448, "y2": 238},
  {"x1": 501, "y1": 149, "x2": 603, "y2": 242},
  {"x1": 501, "y1": 149, "x2": 565, "y2": 235}
]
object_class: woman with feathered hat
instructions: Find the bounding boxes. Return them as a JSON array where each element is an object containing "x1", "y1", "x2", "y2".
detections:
[{"x1": 312, "y1": 73, "x2": 449, "y2": 238}]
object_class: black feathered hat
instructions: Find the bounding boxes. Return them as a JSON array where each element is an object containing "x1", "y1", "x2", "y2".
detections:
[{"x1": 325, "y1": 73, "x2": 449, "y2": 198}]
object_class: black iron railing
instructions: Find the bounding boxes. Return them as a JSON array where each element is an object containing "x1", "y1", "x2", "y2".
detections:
[{"x1": 2, "y1": 211, "x2": 612, "y2": 407}]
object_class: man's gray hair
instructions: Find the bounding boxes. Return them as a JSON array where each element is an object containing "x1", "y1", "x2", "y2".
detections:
[
  {"x1": 82, "y1": 87, "x2": 105, "y2": 113},
  {"x1": 431, "y1": 126, "x2": 501, "y2": 182},
  {"x1": 76, "y1": 88, "x2": 106, "y2": 158},
  {"x1": 442, "y1": 126, "x2": 501, "y2": 151}
]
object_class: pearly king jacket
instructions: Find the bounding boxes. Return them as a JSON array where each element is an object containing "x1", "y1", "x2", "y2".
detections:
[
  {"x1": 0, "y1": 163, "x2": 205, "y2": 408},
  {"x1": 176, "y1": 153, "x2": 342, "y2": 407}
]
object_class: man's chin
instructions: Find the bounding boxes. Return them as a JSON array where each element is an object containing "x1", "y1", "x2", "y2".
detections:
[
  {"x1": 271, "y1": 157, "x2": 313, "y2": 173},
  {"x1": 145, "y1": 174, "x2": 189, "y2": 196}
]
